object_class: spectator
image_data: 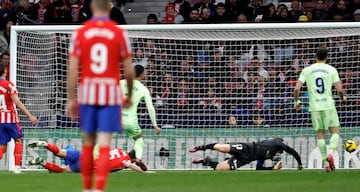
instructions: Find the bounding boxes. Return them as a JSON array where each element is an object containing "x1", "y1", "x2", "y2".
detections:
[
  {"x1": 182, "y1": 8, "x2": 201, "y2": 23},
  {"x1": 12, "y1": 0, "x2": 36, "y2": 24},
  {"x1": 312, "y1": 0, "x2": 329, "y2": 21},
  {"x1": 66, "y1": 0, "x2": 82, "y2": 24},
  {"x1": 226, "y1": 115, "x2": 238, "y2": 126},
  {"x1": 200, "y1": 87, "x2": 222, "y2": 113},
  {"x1": 289, "y1": 0, "x2": 302, "y2": 22},
  {"x1": 253, "y1": 109, "x2": 265, "y2": 126},
  {"x1": 133, "y1": 48, "x2": 148, "y2": 67},
  {"x1": 0, "y1": 50, "x2": 9, "y2": 80},
  {"x1": 176, "y1": 60, "x2": 194, "y2": 81},
  {"x1": 244, "y1": 56, "x2": 269, "y2": 81},
  {"x1": 79, "y1": 0, "x2": 91, "y2": 22},
  {"x1": 246, "y1": 0, "x2": 266, "y2": 22},
  {"x1": 236, "y1": 12, "x2": 248, "y2": 23},
  {"x1": 263, "y1": 0, "x2": 278, "y2": 8},
  {"x1": 146, "y1": 13, "x2": 159, "y2": 24},
  {"x1": 164, "y1": 3, "x2": 176, "y2": 23},
  {"x1": 29, "y1": 0, "x2": 52, "y2": 24},
  {"x1": 110, "y1": 0, "x2": 127, "y2": 24},
  {"x1": 262, "y1": 3, "x2": 277, "y2": 22},
  {"x1": 273, "y1": 5, "x2": 291, "y2": 22},
  {"x1": 176, "y1": 78, "x2": 189, "y2": 113},
  {"x1": 209, "y1": 2, "x2": 232, "y2": 23},
  {"x1": 0, "y1": 18, "x2": 12, "y2": 55},
  {"x1": 225, "y1": 0, "x2": 249, "y2": 20},
  {"x1": 171, "y1": 0, "x2": 191, "y2": 21},
  {"x1": 199, "y1": 7, "x2": 211, "y2": 23},
  {"x1": 328, "y1": 0, "x2": 352, "y2": 21},
  {"x1": 51, "y1": 0, "x2": 72, "y2": 24},
  {"x1": 353, "y1": 9, "x2": 360, "y2": 21},
  {"x1": 193, "y1": 0, "x2": 216, "y2": 16},
  {"x1": 0, "y1": 0, "x2": 11, "y2": 30}
]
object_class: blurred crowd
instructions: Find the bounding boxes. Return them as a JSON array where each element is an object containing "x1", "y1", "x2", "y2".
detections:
[
  {"x1": 149, "y1": 0, "x2": 360, "y2": 24},
  {"x1": 131, "y1": 37, "x2": 360, "y2": 128}
]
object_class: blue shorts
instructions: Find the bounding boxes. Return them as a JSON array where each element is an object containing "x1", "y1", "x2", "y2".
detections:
[
  {"x1": 0, "y1": 123, "x2": 23, "y2": 145},
  {"x1": 79, "y1": 105, "x2": 122, "y2": 134},
  {"x1": 65, "y1": 149, "x2": 81, "y2": 173}
]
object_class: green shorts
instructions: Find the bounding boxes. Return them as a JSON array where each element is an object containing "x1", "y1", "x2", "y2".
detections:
[
  {"x1": 122, "y1": 120, "x2": 142, "y2": 138},
  {"x1": 310, "y1": 109, "x2": 340, "y2": 131}
]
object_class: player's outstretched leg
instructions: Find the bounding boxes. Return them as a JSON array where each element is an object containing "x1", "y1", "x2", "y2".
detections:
[{"x1": 28, "y1": 141, "x2": 47, "y2": 148}]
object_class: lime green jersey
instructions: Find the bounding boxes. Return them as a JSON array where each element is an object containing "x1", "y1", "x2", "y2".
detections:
[
  {"x1": 298, "y1": 63, "x2": 340, "y2": 112},
  {"x1": 120, "y1": 79, "x2": 157, "y2": 126}
]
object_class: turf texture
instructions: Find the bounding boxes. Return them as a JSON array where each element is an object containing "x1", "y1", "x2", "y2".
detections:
[{"x1": 0, "y1": 169, "x2": 359, "y2": 192}]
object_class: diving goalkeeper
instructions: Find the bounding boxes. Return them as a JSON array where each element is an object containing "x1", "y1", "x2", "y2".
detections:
[{"x1": 189, "y1": 138, "x2": 303, "y2": 170}]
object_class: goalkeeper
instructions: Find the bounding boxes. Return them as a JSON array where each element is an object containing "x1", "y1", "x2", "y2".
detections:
[
  {"x1": 189, "y1": 138, "x2": 303, "y2": 170},
  {"x1": 120, "y1": 65, "x2": 161, "y2": 160}
]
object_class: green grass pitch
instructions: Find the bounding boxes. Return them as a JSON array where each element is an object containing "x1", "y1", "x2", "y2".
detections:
[{"x1": 1, "y1": 170, "x2": 360, "y2": 192}]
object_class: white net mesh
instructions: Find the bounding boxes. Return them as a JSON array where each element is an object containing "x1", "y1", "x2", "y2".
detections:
[{"x1": 9, "y1": 24, "x2": 360, "y2": 170}]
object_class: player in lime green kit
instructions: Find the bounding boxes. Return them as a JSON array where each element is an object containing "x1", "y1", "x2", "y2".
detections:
[
  {"x1": 120, "y1": 65, "x2": 161, "y2": 160},
  {"x1": 294, "y1": 47, "x2": 346, "y2": 172}
]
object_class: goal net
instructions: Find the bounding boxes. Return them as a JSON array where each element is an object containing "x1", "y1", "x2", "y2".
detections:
[{"x1": 5, "y1": 23, "x2": 360, "y2": 171}]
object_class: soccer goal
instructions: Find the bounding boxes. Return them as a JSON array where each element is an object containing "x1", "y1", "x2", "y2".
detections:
[{"x1": 6, "y1": 23, "x2": 360, "y2": 171}]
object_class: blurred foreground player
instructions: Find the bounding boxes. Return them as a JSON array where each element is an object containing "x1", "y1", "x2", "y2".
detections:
[
  {"x1": 189, "y1": 138, "x2": 303, "y2": 171},
  {"x1": 67, "y1": 0, "x2": 134, "y2": 191}
]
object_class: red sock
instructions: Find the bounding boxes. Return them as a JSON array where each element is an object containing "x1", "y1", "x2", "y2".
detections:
[
  {"x1": 46, "y1": 143, "x2": 60, "y2": 154},
  {"x1": 81, "y1": 145, "x2": 94, "y2": 190},
  {"x1": 95, "y1": 146, "x2": 110, "y2": 191},
  {"x1": 44, "y1": 162, "x2": 63, "y2": 173},
  {"x1": 0, "y1": 147, "x2": 5, "y2": 160},
  {"x1": 14, "y1": 142, "x2": 22, "y2": 166}
]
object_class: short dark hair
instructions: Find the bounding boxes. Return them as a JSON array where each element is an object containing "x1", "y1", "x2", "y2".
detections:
[
  {"x1": 316, "y1": 47, "x2": 328, "y2": 61},
  {"x1": 134, "y1": 65, "x2": 145, "y2": 78},
  {"x1": 147, "y1": 13, "x2": 158, "y2": 22},
  {"x1": 0, "y1": 63, "x2": 6, "y2": 76}
]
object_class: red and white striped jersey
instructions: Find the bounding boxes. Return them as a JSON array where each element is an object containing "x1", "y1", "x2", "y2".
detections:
[
  {"x1": 0, "y1": 79, "x2": 19, "y2": 123},
  {"x1": 68, "y1": 18, "x2": 132, "y2": 106}
]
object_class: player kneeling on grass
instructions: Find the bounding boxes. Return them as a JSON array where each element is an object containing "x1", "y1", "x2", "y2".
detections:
[
  {"x1": 27, "y1": 141, "x2": 153, "y2": 173},
  {"x1": 189, "y1": 138, "x2": 303, "y2": 171}
]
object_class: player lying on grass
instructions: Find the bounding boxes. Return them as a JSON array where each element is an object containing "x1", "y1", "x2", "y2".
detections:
[
  {"x1": 27, "y1": 141, "x2": 152, "y2": 173},
  {"x1": 189, "y1": 138, "x2": 303, "y2": 171}
]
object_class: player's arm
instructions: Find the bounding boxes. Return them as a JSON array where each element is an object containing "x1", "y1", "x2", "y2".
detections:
[
  {"x1": 124, "y1": 161, "x2": 154, "y2": 173},
  {"x1": 293, "y1": 81, "x2": 303, "y2": 109},
  {"x1": 122, "y1": 57, "x2": 134, "y2": 108},
  {"x1": 283, "y1": 145, "x2": 303, "y2": 170},
  {"x1": 67, "y1": 56, "x2": 79, "y2": 101},
  {"x1": 332, "y1": 68, "x2": 346, "y2": 102},
  {"x1": 67, "y1": 55, "x2": 80, "y2": 121},
  {"x1": 11, "y1": 94, "x2": 38, "y2": 125},
  {"x1": 144, "y1": 88, "x2": 161, "y2": 135},
  {"x1": 294, "y1": 69, "x2": 306, "y2": 109}
]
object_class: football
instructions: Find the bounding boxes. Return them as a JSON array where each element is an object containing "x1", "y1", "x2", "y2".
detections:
[{"x1": 344, "y1": 139, "x2": 357, "y2": 153}]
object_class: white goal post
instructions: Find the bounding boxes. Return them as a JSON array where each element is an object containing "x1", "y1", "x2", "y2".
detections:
[{"x1": 6, "y1": 23, "x2": 360, "y2": 171}]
